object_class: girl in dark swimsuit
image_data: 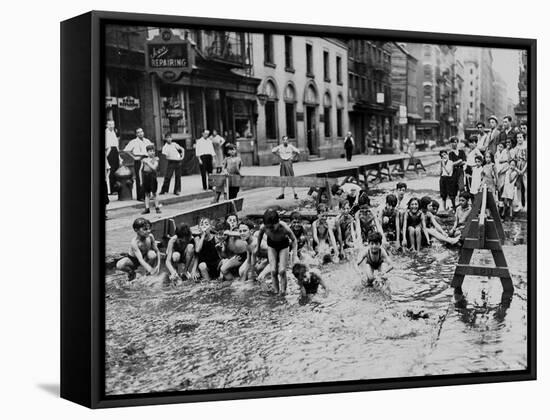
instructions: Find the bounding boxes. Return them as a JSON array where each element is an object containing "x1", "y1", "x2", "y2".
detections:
[
  {"x1": 357, "y1": 231, "x2": 392, "y2": 286},
  {"x1": 401, "y1": 197, "x2": 424, "y2": 252},
  {"x1": 312, "y1": 204, "x2": 338, "y2": 255},
  {"x1": 379, "y1": 194, "x2": 400, "y2": 245},
  {"x1": 193, "y1": 217, "x2": 221, "y2": 281},
  {"x1": 256, "y1": 209, "x2": 297, "y2": 295}
]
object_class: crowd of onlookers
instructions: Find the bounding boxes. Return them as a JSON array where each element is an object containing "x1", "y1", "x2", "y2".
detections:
[{"x1": 438, "y1": 115, "x2": 528, "y2": 219}]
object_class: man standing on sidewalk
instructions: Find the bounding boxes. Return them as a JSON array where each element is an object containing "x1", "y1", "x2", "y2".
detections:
[
  {"x1": 272, "y1": 135, "x2": 300, "y2": 200},
  {"x1": 344, "y1": 131, "x2": 355, "y2": 161},
  {"x1": 160, "y1": 133, "x2": 184, "y2": 195},
  {"x1": 195, "y1": 129, "x2": 216, "y2": 190},
  {"x1": 124, "y1": 127, "x2": 152, "y2": 201},
  {"x1": 105, "y1": 119, "x2": 119, "y2": 193}
]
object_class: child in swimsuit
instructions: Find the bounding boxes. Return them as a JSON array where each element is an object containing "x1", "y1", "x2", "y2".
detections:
[
  {"x1": 336, "y1": 200, "x2": 357, "y2": 251},
  {"x1": 312, "y1": 204, "x2": 338, "y2": 257},
  {"x1": 219, "y1": 214, "x2": 249, "y2": 281},
  {"x1": 116, "y1": 217, "x2": 160, "y2": 280},
  {"x1": 256, "y1": 209, "x2": 298, "y2": 295},
  {"x1": 450, "y1": 191, "x2": 472, "y2": 238},
  {"x1": 192, "y1": 217, "x2": 221, "y2": 281},
  {"x1": 357, "y1": 231, "x2": 392, "y2": 286},
  {"x1": 165, "y1": 223, "x2": 196, "y2": 283},
  {"x1": 420, "y1": 196, "x2": 459, "y2": 246},
  {"x1": 502, "y1": 159, "x2": 519, "y2": 220},
  {"x1": 401, "y1": 197, "x2": 424, "y2": 251},
  {"x1": 379, "y1": 194, "x2": 400, "y2": 246},
  {"x1": 289, "y1": 211, "x2": 309, "y2": 258},
  {"x1": 292, "y1": 262, "x2": 328, "y2": 298},
  {"x1": 236, "y1": 219, "x2": 258, "y2": 281}
]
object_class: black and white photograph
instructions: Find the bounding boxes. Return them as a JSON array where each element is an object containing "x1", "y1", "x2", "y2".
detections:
[{"x1": 103, "y1": 22, "x2": 531, "y2": 397}]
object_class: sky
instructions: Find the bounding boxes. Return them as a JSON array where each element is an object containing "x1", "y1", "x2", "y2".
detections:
[{"x1": 491, "y1": 48, "x2": 522, "y2": 102}]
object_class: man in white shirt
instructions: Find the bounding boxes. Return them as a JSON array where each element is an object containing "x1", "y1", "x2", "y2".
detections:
[
  {"x1": 160, "y1": 133, "x2": 184, "y2": 195},
  {"x1": 105, "y1": 120, "x2": 120, "y2": 193},
  {"x1": 476, "y1": 122, "x2": 488, "y2": 152},
  {"x1": 272, "y1": 136, "x2": 300, "y2": 200},
  {"x1": 195, "y1": 129, "x2": 216, "y2": 190},
  {"x1": 124, "y1": 127, "x2": 153, "y2": 201}
]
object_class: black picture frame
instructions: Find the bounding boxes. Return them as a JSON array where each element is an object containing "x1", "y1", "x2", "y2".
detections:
[{"x1": 61, "y1": 10, "x2": 537, "y2": 409}]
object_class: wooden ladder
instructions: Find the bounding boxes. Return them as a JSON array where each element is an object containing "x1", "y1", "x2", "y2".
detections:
[{"x1": 451, "y1": 185, "x2": 513, "y2": 294}]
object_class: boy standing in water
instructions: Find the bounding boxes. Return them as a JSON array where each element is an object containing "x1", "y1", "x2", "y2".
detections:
[
  {"x1": 237, "y1": 219, "x2": 258, "y2": 281},
  {"x1": 116, "y1": 217, "x2": 160, "y2": 280},
  {"x1": 439, "y1": 150, "x2": 455, "y2": 211},
  {"x1": 255, "y1": 208, "x2": 298, "y2": 295},
  {"x1": 357, "y1": 232, "x2": 393, "y2": 286}
]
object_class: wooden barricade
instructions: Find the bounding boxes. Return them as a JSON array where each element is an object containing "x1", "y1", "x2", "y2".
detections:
[
  {"x1": 150, "y1": 198, "x2": 244, "y2": 248},
  {"x1": 405, "y1": 156, "x2": 426, "y2": 174},
  {"x1": 451, "y1": 186, "x2": 513, "y2": 293}
]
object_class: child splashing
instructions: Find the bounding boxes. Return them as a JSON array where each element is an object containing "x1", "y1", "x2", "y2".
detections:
[{"x1": 357, "y1": 231, "x2": 393, "y2": 287}]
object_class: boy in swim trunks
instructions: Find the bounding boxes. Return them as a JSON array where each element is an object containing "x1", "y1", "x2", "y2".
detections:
[
  {"x1": 312, "y1": 203, "x2": 339, "y2": 256},
  {"x1": 289, "y1": 211, "x2": 309, "y2": 258},
  {"x1": 292, "y1": 262, "x2": 328, "y2": 298},
  {"x1": 256, "y1": 208, "x2": 298, "y2": 295},
  {"x1": 219, "y1": 214, "x2": 249, "y2": 281},
  {"x1": 357, "y1": 231, "x2": 392, "y2": 286},
  {"x1": 116, "y1": 217, "x2": 160, "y2": 280},
  {"x1": 165, "y1": 223, "x2": 196, "y2": 283},
  {"x1": 379, "y1": 193, "x2": 400, "y2": 246},
  {"x1": 236, "y1": 219, "x2": 258, "y2": 281},
  {"x1": 193, "y1": 217, "x2": 222, "y2": 281}
]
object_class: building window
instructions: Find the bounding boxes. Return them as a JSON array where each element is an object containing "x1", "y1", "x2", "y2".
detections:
[
  {"x1": 284, "y1": 84, "x2": 296, "y2": 138},
  {"x1": 264, "y1": 34, "x2": 274, "y2": 66},
  {"x1": 470, "y1": 90, "x2": 473, "y2": 97},
  {"x1": 323, "y1": 51, "x2": 330, "y2": 81},
  {"x1": 336, "y1": 56, "x2": 342, "y2": 84},
  {"x1": 424, "y1": 105, "x2": 432, "y2": 120},
  {"x1": 284, "y1": 36, "x2": 293, "y2": 71},
  {"x1": 470, "y1": 102, "x2": 473, "y2": 109},
  {"x1": 265, "y1": 102, "x2": 277, "y2": 139},
  {"x1": 264, "y1": 80, "x2": 278, "y2": 139},
  {"x1": 336, "y1": 94, "x2": 344, "y2": 137},
  {"x1": 470, "y1": 68, "x2": 473, "y2": 75},
  {"x1": 306, "y1": 44, "x2": 313, "y2": 76},
  {"x1": 323, "y1": 93, "x2": 331, "y2": 137},
  {"x1": 324, "y1": 107, "x2": 331, "y2": 137},
  {"x1": 423, "y1": 84, "x2": 432, "y2": 99}
]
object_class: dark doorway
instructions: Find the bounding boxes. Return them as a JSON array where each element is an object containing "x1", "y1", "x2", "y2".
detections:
[{"x1": 306, "y1": 106, "x2": 316, "y2": 155}]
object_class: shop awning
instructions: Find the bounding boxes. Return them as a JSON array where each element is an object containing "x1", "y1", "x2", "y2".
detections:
[
  {"x1": 407, "y1": 113, "x2": 422, "y2": 121},
  {"x1": 419, "y1": 119, "x2": 440, "y2": 127}
]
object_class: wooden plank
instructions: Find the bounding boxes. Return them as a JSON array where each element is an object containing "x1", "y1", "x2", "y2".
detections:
[
  {"x1": 150, "y1": 198, "x2": 244, "y2": 246},
  {"x1": 485, "y1": 188, "x2": 506, "y2": 241},
  {"x1": 463, "y1": 238, "x2": 502, "y2": 250},
  {"x1": 454, "y1": 265, "x2": 511, "y2": 278},
  {"x1": 209, "y1": 174, "x2": 328, "y2": 188},
  {"x1": 461, "y1": 191, "x2": 483, "y2": 240},
  {"x1": 451, "y1": 248, "x2": 474, "y2": 288},
  {"x1": 478, "y1": 187, "x2": 487, "y2": 248},
  {"x1": 316, "y1": 167, "x2": 361, "y2": 179}
]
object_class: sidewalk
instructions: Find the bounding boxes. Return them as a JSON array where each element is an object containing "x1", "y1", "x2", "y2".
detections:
[{"x1": 107, "y1": 150, "x2": 439, "y2": 212}]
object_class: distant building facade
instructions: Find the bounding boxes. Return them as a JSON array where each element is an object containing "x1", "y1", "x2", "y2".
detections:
[
  {"x1": 514, "y1": 50, "x2": 527, "y2": 123},
  {"x1": 251, "y1": 34, "x2": 349, "y2": 165},
  {"x1": 389, "y1": 43, "x2": 420, "y2": 148},
  {"x1": 347, "y1": 40, "x2": 397, "y2": 153}
]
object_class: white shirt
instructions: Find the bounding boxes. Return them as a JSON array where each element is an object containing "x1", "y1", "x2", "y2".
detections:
[
  {"x1": 124, "y1": 137, "x2": 153, "y2": 157},
  {"x1": 466, "y1": 147, "x2": 483, "y2": 167},
  {"x1": 162, "y1": 142, "x2": 184, "y2": 161},
  {"x1": 272, "y1": 144, "x2": 299, "y2": 161},
  {"x1": 105, "y1": 129, "x2": 119, "y2": 149},
  {"x1": 195, "y1": 137, "x2": 216, "y2": 157}
]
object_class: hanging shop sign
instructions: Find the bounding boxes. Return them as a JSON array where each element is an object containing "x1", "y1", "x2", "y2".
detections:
[
  {"x1": 117, "y1": 96, "x2": 141, "y2": 111},
  {"x1": 399, "y1": 105, "x2": 407, "y2": 124},
  {"x1": 146, "y1": 29, "x2": 195, "y2": 82},
  {"x1": 166, "y1": 108, "x2": 184, "y2": 119},
  {"x1": 376, "y1": 93, "x2": 384, "y2": 104},
  {"x1": 105, "y1": 96, "x2": 117, "y2": 107}
]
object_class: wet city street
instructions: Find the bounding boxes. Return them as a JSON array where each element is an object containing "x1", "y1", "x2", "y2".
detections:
[{"x1": 104, "y1": 166, "x2": 528, "y2": 395}]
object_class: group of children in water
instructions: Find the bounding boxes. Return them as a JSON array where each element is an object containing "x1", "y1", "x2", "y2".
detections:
[{"x1": 116, "y1": 178, "x2": 474, "y2": 298}]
